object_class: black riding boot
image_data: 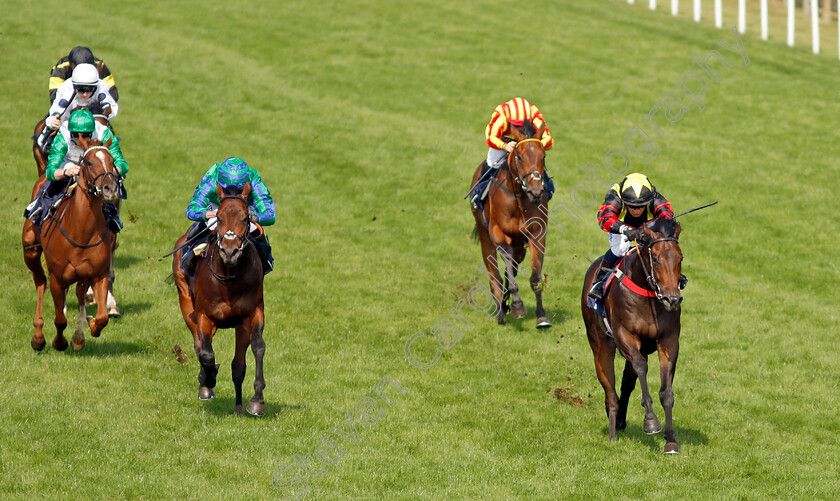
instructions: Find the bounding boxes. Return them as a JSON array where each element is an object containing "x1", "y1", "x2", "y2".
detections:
[
  {"x1": 103, "y1": 203, "x2": 123, "y2": 233},
  {"x1": 679, "y1": 274, "x2": 688, "y2": 290},
  {"x1": 588, "y1": 266, "x2": 612, "y2": 300},
  {"x1": 253, "y1": 233, "x2": 274, "y2": 275},
  {"x1": 181, "y1": 222, "x2": 209, "y2": 276}
]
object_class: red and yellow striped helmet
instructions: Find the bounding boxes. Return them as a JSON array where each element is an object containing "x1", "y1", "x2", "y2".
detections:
[{"x1": 501, "y1": 98, "x2": 532, "y2": 126}]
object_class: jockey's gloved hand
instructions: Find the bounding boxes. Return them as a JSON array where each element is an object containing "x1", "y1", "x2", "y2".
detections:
[{"x1": 620, "y1": 225, "x2": 644, "y2": 242}]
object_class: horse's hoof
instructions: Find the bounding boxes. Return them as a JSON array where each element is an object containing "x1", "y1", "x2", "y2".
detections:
[
  {"x1": 616, "y1": 420, "x2": 627, "y2": 431},
  {"x1": 511, "y1": 301, "x2": 527, "y2": 319},
  {"x1": 664, "y1": 442, "x2": 681, "y2": 454},
  {"x1": 247, "y1": 399, "x2": 265, "y2": 416},
  {"x1": 198, "y1": 387, "x2": 215, "y2": 400},
  {"x1": 643, "y1": 418, "x2": 662, "y2": 435},
  {"x1": 31, "y1": 338, "x2": 46, "y2": 351},
  {"x1": 234, "y1": 405, "x2": 245, "y2": 416},
  {"x1": 536, "y1": 317, "x2": 552, "y2": 329},
  {"x1": 52, "y1": 337, "x2": 68, "y2": 351},
  {"x1": 497, "y1": 318, "x2": 505, "y2": 325},
  {"x1": 108, "y1": 306, "x2": 121, "y2": 318},
  {"x1": 72, "y1": 337, "x2": 86, "y2": 351}
]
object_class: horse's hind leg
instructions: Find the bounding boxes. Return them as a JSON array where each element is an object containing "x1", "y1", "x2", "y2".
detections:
[
  {"x1": 474, "y1": 220, "x2": 506, "y2": 324},
  {"x1": 617, "y1": 331, "x2": 661, "y2": 435},
  {"x1": 48, "y1": 276, "x2": 69, "y2": 351},
  {"x1": 106, "y1": 245, "x2": 120, "y2": 317},
  {"x1": 497, "y1": 243, "x2": 526, "y2": 319},
  {"x1": 247, "y1": 307, "x2": 266, "y2": 417},
  {"x1": 658, "y1": 336, "x2": 680, "y2": 454},
  {"x1": 586, "y1": 325, "x2": 619, "y2": 440},
  {"x1": 72, "y1": 283, "x2": 88, "y2": 351},
  {"x1": 232, "y1": 324, "x2": 250, "y2": 416},
  {"x1": 23, "y1": 222, "x2": 47, "y2": 351},
  {"x1": 616, "y1": 359, "x2": 637, "y2": 431},
  {"x1": 87, "y1": 277, "x2": 111, "y2": 338}
]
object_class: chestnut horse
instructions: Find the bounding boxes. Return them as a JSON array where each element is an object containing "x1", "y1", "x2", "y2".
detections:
[
  {"x1": 581, "y1": 218, "x2": 683, "y2": 454},
  {"x1": 171, "y1": 183, "x2": 266, "y2": 416},
  {"x1": 22, "y1": 140, "x2": 120, "y2": 351},
  {"x1": 470, "y1": 121, "x2": 550, "y2": 328},
  {"x1": 33, "y1": 114, "x2": 122, "y2": 317}
]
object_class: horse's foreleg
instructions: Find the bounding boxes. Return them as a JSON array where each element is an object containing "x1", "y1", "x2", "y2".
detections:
[
  {"x1": 195, "y1": 315, "x2": 218, "y2": 400},
  {"x1": 106, "y1": 249, "x2": 120, "y2": 317},
  {"x1": 528, "y1": 240, "x2": 550, "y2": 328},
  {"x1": 72, "y1": 284, "x2": 89, "y2": 351},
  {"x1": 247, "y1": 307, "x2": 266, "y2": 417},
  {"x1": 49, "y1": 276, "x2": 69, "y2": 351},
  {"x1": 23, "y1": 224, "x2": 47, "y2": 351},
  {"x1": 616, "y1": 359, "x2": 637, "y2": 431},
  {"x1": 88, "y1": 277, "x2": 110, "y2": 338},
  {"x1": 497, "y1": 243, "x2": 526, "y2": 319},
  {"x1": 658, "y1": 337, "x2": 680, "y2": 454}
]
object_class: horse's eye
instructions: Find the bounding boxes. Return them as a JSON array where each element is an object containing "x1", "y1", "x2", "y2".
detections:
[
  {"x1": 652, "y1": 256, "x2": 658, "y2": 264},
  {"x1": 516, "y1": 154, "x2": 521, "y2": 162}
]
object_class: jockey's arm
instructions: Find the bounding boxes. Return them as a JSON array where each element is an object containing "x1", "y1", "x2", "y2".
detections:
[
  {"x1": 102, "y1": 128, "x2": 129, "y2": 176},
  {"x1": 248, "y1": 172, "x2": 276, "y2": 226},
  {"x1": 45, "y1": 134, "x2": 71, "y2": 181},
  {"x1": 186, "y1": 169, "x2": 217, "y2": 222}
]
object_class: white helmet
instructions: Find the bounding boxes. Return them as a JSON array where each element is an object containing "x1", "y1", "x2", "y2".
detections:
[{"x1": 71, "y1": 63, "x2": 99, "y2": 87}]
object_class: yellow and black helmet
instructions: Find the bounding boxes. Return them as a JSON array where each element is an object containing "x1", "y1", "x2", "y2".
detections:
[{"x1": 619, "y1": 173, "x2": 656, "y2": 207}]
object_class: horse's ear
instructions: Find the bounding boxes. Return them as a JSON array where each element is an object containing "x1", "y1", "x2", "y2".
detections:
[
  {"x1": 78, "y1": 134, "x2": 91, "y2": 151},
  {"x1": 241, "y1": 182, "x2": 252, "y2": 199},
  {"x1": 509, "y1": 123, "x2": 524, "y2": 141},
  {"x1": 674, "y1": 220, "x2": 682, "y2": 239},
  {"x1": 215, "y1": 183, "x2": 224, "y2": 200}
]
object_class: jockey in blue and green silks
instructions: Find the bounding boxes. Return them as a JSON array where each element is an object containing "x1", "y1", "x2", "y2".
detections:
[
  {"x1": 25, "y1": 109, "x2": 127, "y2": 232},
  {"x1": 181, "y1": 157, "x2": 275, "y2": 275}
]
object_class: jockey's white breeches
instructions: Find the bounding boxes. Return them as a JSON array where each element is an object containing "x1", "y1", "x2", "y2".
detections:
[
  {"x1": 609, "y1": 232, "x2": 633, "y2": 257},
  {"x1": 486, "y1": 147, "x2": 507, "y2": 168}
]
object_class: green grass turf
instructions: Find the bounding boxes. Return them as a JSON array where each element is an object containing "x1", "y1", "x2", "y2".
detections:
[{"x1": 1, "y1": 0, "x2": 839, "y2": 499}]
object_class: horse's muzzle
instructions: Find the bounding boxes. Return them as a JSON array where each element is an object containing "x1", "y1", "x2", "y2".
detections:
[
  {"x1": 661, "y1": 293, "x2": 682, "y2": 312},
  {"x1": 219, "y1": 245, "x2": 242, "y2": 267}
]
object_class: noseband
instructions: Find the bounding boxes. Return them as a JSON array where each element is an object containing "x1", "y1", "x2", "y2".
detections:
[
  {"x1": 81, "y1": 146, "x2": 120, "y2": 198},
  {"x1": 507, "y1": 138, "x2": 544, "y2": 192},
  {"x1": 635, "y1": 237, "x2": 680, "y2": 303}
]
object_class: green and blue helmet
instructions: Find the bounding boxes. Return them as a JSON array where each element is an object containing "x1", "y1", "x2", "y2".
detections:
[
  {"x1": 68, "y1": 109, "x2": 96, "y2": 134},
  {"x1": 217, "y1": 157, "x2": 250, "y2": 188}
]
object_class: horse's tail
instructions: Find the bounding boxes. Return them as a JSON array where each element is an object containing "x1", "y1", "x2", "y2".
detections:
[{"x1": 471, "y1": 225, "x2": 480, "y2": 243}]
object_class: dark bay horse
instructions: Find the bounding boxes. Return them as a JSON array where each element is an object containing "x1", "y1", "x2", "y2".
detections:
[
  {"x1": 581, "y1": 218, "x2": 683, "y2": 454},
  {"x1": 471, "y1": 121, "x2": 550, "y2": 328},
  {"x1": 171, "y1": 183, "x2": 267, "y2": 416},
  {"x1": 22, "y1": 140, "x2": 120, "y2": 351}
]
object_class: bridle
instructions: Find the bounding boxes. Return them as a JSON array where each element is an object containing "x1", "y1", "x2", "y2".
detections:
[
  {"x1": 209, "y1": 194, "x2": 254, "y2": 281},
  {"x1": 506, "y1": 138, "x2": 544, "y2": 192},
  {"x1": 80, "y1": 146, "x2": 121, "y2": 198},
  {"x1": 634, "y1": 236, "x2": 680, "y2": 303}
]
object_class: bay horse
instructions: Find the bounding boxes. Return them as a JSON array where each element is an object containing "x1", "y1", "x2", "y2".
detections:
[
  {"x1": 33, "y1": 113, "x2": 122, "y2": 317},
  {"x1": 470, "y1": 120, "x2": 550, "y2": 328},
  {"x1": 581, "y1": 218, "x2": 683, "y2": 454},
  {"x1": 171, "y1": 183, "x2": 267, "y2": 416},
  {"x1": 22, "y1": 139, "x2": 120, "y2": 351}
]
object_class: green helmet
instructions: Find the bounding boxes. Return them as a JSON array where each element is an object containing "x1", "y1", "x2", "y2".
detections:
[{"x1": 68, "y1": 110, "x2": 96, "y2": 133}]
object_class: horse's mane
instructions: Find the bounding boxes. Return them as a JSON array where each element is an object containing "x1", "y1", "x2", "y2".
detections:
[
  {"x1": 518, "y1": 120, "x2": 537, "y2": 138},
  {"x1": 648, "y1": 217, "x2": 680, "y2": 237}
]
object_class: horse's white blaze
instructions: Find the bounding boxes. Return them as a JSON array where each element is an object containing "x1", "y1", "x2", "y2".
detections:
[
  {"x1": 95, "y1": 150, "x2": 107, "y2": 166},
  {"x1": 223, "y1": 231, "x2": 237, "y2": 241}
]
